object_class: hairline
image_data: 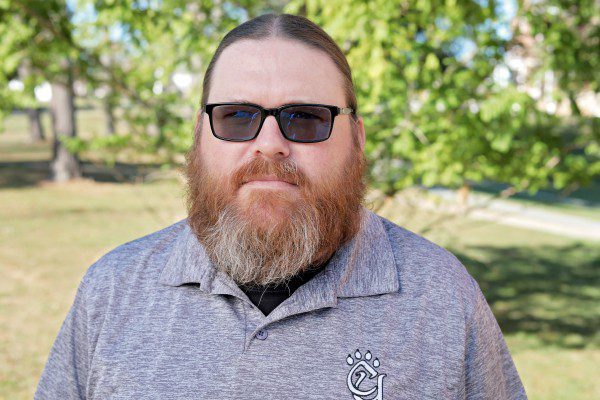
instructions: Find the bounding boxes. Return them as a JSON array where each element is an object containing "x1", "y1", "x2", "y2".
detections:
[{"x1": 205, "y1": 37, "x2": 350, "y2": 108}]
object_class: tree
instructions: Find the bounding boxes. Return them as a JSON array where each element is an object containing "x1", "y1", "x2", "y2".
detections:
[
  {"x1": 50, "y1": 60, "x2": 81, "y2": 181},
  {"x1": 2, "y1": 0, "x2": 596, "y2": 194},
  {"x1": 66, "y1": 0, "x2": 287, "y2": 164},
  {"x1": 286, "y1": 0, "x2": 598, "y2": 198},
  {"x1": 512, "y1": 0, "x2": 600, "y2": 194},
  {"x1": 0, "y1": 0, "x2": 82, "y2": 180},
  {"x1": 18, "y1": 60, "x2": 46, "y2": 142}
]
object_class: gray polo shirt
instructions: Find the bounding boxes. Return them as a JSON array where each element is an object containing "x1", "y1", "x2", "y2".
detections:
[{"x1": 35, "y1": 209, "x2": 527, "y2": 399}]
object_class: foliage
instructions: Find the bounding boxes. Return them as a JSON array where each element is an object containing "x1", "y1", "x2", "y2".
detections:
[
  {"x1": 0, "y1": 0, "x2": 598, "y2": 194},
  {"x1": 286, "y1": 0, "x2": 599, "y2": 195},
  {"x1": 66, "y1": 0, "x2": 287, "y2": 162},
  {"x1": 522, "y1": 0, "x2": 598, "y2": 105},
  {"x1": 0, "y1": 0, "x2": 69, "y2": 119},
  {"x1": 515, "y1": 0, "x2": 600, "y2": 192}
]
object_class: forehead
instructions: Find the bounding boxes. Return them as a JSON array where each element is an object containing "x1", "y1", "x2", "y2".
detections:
[{"x1": 207, "y1": 38, "x2": 346, "y2": 106}]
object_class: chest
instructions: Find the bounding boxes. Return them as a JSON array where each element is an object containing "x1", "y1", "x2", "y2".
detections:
[{"x1": 86, "y1": 292, "x2": 467, "y2": 399}]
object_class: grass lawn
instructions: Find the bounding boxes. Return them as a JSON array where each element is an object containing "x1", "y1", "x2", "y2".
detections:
[{"x1": 1, "y1": 111, "x2": 599, "y2": 399}]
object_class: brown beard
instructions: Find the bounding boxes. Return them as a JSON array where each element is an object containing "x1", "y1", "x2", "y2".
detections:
[{"x1": 184, "y1": 134, "x2": 367, "y2": 286}]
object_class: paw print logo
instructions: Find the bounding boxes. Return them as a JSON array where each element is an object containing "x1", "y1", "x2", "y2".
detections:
[{"x1": 346, "y1": 349, "x2": 385, "y2": 400}]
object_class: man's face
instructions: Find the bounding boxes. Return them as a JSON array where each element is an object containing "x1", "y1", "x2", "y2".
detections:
[{"x1": 185, "y1": 37, "x2": 367, "y2": 286}]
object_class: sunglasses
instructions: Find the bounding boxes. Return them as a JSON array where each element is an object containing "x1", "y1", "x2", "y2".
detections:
[{"x1": 203, "y1": 102, "x2": 354, "y2": 143}]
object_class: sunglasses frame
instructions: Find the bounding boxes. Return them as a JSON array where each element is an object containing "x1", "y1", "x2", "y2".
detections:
[{"x1": 203, "y1": 102, "x2": 354, "y2": 143}]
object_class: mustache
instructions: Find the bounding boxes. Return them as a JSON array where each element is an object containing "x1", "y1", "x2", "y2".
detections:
[{"x1": 231, "y1": 157, "x2": 309, "y2": 188}]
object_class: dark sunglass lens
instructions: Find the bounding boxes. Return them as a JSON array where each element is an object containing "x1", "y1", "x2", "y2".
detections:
[
  {"x1": 280, "y1": 106, "x2": 332, "y2": 142},
  {"x1": 211, "y1": 105, "x2": 261, "y2": 141}
]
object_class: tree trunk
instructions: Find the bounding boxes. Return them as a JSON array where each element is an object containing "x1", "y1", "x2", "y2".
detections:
[
  {"x1": 50, "y1": 71, "x2": 81, "y2": 182},
  {"x1": 18, "y1": 60, "x2": 46, "y2": 142},
  {"x1": 104, "y1": 90, "x2": 116, "y2": 135},
  {"x1": 27, "y1": 107, "x2": 45, "y2": 142},
  {"x1": 457, "y1": 182, "x2": 471, "y2": 208}
]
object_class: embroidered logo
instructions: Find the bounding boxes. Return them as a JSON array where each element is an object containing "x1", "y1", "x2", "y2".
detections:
[{"x1": 346, "y1": 349, "x2": 386, "y2": 400}]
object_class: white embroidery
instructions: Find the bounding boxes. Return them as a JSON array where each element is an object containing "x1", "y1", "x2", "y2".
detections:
[{"x1": 346, "y1": 349, "x2": 385, "y2": 400}]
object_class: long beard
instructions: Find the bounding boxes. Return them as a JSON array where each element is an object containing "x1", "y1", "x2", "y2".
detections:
[{"x1": 184, "y1": 140, "x2": 367, "y2": 286}]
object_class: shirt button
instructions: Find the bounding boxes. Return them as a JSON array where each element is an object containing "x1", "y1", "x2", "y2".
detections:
[{"x1": 255, "y1": 329, "x2": 268, "y2": 340}]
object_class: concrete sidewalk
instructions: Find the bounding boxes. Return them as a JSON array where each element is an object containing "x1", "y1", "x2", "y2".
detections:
[{"x1": 428, "y1": 188, "x2": 600, "y2": 241}]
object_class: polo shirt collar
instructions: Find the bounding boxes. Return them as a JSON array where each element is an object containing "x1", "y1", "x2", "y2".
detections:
[{"x1": 158, "y1": 208, "x2": 399, "y2": 300}]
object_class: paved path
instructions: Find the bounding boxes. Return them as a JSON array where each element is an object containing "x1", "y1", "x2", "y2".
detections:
[{"x1": 428, "y1": 188, "x2": 600, "y2": 241}]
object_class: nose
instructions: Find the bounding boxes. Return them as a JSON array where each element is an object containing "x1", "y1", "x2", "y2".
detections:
[{"x1": 250, "y1": 115, "x2": 291, "y2": 159}]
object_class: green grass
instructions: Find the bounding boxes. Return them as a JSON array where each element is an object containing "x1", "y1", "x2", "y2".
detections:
[
  {"x1": 1, "y1": 111, "x2": 599, "y2": 399},
  {"x1": 0, "y1": 180, "x2": 186, "y2": 398}
]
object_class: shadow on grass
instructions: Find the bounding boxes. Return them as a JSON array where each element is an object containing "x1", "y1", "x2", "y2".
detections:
[
  {"x1": 0, "y1": 160, "x2": 164, "y2": 188},
  {"x1": 453, "y1": 242, "x2": 600, "y2": 349}
]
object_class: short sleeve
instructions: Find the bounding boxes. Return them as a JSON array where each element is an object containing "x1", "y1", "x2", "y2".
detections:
[
  {"x1": 34, "y1": 276, "x2": 90, "y2": 399},
  {"x1": 464, "y1": 277, "x2": 528, "y2": 399}
]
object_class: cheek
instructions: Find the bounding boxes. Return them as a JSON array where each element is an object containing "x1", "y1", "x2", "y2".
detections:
[
  {"x1": 294, "y1": 143, "x2": 348, "y2": 182},
  {"x1": 199, "y1": 131, "x2": 246, "y2": 176}
]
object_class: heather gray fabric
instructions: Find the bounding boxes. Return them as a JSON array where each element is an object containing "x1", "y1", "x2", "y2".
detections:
[{"x1": 35, "y1": 209, "x2": 527, "y2": 399}]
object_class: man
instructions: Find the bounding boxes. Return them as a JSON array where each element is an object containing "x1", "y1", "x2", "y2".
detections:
[{"x1": 35, "y1": 13, "x2": 527, "y2": 399}]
